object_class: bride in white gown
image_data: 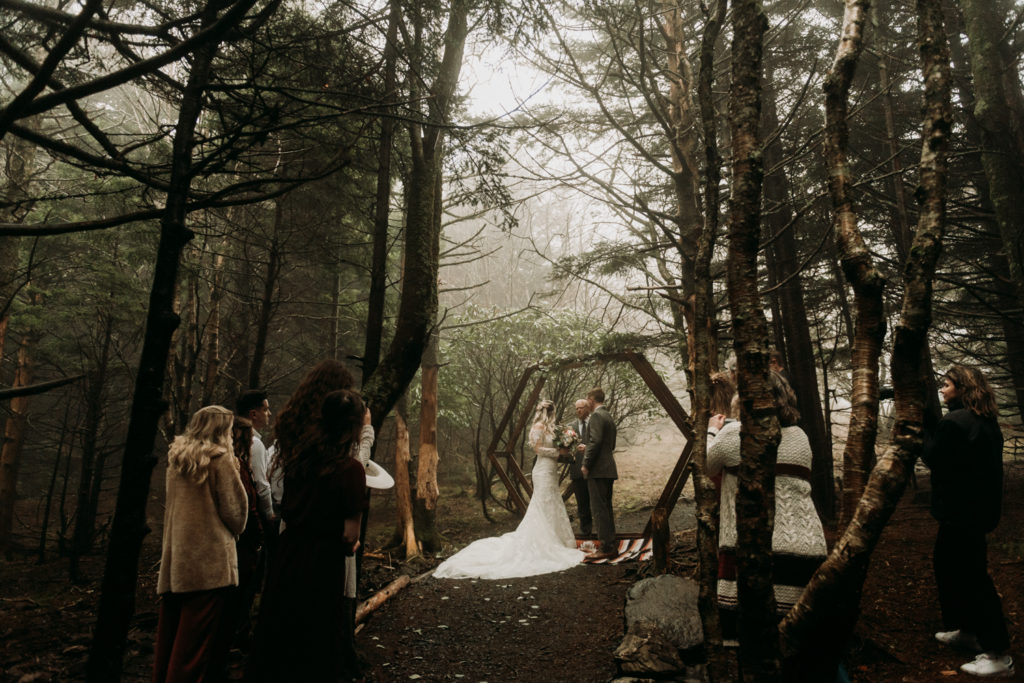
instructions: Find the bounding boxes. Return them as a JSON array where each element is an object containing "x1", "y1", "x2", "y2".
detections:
[{"x1": 433, "y1": 400, "x2": 585, "y2": 579}]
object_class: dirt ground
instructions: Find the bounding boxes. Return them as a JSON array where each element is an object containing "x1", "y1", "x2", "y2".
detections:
[{"x1": 1, "y1": 423, "x2": 1022, "y2": 682}]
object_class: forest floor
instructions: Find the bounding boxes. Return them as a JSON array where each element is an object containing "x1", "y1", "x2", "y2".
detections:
[{"x1": 1, "y1": 435, "x2": 1022, "y2": 682}]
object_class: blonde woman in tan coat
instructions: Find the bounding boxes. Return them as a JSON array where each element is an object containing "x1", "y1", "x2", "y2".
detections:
[{"x1": 153, "y1": 405, "x2": 248, "y2": 683}]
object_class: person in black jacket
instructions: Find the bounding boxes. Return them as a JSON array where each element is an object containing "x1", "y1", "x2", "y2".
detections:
[{"x1": 922, "y1": 365, "x2": 1013, "y2": 678}]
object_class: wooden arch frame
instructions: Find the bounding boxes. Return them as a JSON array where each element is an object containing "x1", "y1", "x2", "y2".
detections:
[{"x1": 486, "y1": 350, "x2": 695, "y2": 540}]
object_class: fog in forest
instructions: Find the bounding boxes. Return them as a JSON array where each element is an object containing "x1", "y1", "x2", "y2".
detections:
[{"x1": 1, "y1": 0, "x2": 1023, "y2": 680}]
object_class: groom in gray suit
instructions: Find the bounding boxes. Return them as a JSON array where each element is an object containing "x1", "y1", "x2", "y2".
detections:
[{"x1": 581, "y1": 388, "x2": 617, "y2": 560}]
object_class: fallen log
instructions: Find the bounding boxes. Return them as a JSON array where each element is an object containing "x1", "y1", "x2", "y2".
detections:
[{"x1": 355, "y1": 574, "x2": 411, "y2": 624}]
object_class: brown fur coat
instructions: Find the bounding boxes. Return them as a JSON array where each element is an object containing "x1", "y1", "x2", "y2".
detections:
[{"x1": 157, "y1": 446, "x2": 248, "y2": 594}]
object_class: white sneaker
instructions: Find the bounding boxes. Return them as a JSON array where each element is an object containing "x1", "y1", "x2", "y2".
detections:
[
  {"x1": 935, "y1": 629, "x2": 982, "y2": 651},
  {"x1": 961, "y1": 653, "x2": 1014, "y2": 678}
]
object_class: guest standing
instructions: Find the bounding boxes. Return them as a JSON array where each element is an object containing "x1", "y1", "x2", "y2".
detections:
[
  {"x1": 153, "y1": 406, "x2": 248, "y2": 683},
  {"x1": 707, "y1": 371, "x2": 826, "y2": 646},
  {"x1": 923, "y1": 365, "x2": 1013, "y2": 678},
  {"x1": 247, "y1": 388, "x2": 368, "y2": 682},
  {"x1": 227, "y1": 416, "x2": 264, "y2": 648}
]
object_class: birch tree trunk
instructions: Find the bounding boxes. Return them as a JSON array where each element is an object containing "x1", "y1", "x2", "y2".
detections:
[
  {"x1": 781, "y1": 1, "x2": 953, "y2": 676},
  {"x1": 693, "y1": 0, "x2": 728, "y2": 678},
  {"x1": 726, "y1": 0, "x2": 779, "y2": 678},
  {"x1": 821, "y1": 0, "x2": 886, "y2": 532}
]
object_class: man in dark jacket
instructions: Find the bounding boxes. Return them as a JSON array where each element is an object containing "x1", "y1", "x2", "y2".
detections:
[{"x1": 581, "y1": 388, "x2": 617, "y2": 560}]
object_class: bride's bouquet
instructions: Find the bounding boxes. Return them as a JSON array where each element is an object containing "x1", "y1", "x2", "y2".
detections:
[{"x1": 553, "y1": 425, "x2": 580, "y2": 463}]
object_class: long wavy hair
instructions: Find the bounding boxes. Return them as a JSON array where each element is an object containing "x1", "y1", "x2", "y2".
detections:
[
  {"x1": 532, "y1": 399, "x2": 556, "y2": 434},
  {"x1": 710, "y1": 371, "x2": 736, "y2": 417},
  {"x1": 273, "y1": 359, "x2": 355, "y2": 462},
  {"x1": 944, "y1": 365, "x2": 999, "y2": 418},
  {"x1": 770, "y1": 370, "x2": 801, "y2": 427},
  {"x1": 168, "y1": 405, "x2": 234, "y2": 484},
  {"x1": 279, "y1": 389, "x2": 364, "y2": 480},
  {"x1": 232, "y1": 416, "x2": 254, "y2": 467}
]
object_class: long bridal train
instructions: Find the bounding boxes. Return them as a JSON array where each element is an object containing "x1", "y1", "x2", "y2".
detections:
[{"x1": 434, "y1": 416, "x2": 585, "y2": 580}]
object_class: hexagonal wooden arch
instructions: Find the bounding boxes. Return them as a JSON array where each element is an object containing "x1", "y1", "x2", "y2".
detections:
[{"x1": 486, "y1": 350, "x2": 695, "y2": 540}]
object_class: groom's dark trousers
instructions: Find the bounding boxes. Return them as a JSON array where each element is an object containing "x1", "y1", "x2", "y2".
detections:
[{"x1": 583, "y1": 405, "x2": 618, "y2": 554}]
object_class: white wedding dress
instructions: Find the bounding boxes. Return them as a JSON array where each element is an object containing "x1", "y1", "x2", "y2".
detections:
[{"x1": 433, "y1": 424, "x2": 585, "y2": 579}]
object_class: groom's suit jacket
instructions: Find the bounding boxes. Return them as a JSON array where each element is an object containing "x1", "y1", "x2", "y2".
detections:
[
  {"x1": 583, "y1": 405, "x2": 617, "y2": 479},
  {"x1": 569, "y1": 417, "x2": 588, "y2": 480}
]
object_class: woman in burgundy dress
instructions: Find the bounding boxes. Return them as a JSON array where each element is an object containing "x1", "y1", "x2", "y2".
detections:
[{"x1": 247, "y1": 389, "x2": 367, "y2": 682}]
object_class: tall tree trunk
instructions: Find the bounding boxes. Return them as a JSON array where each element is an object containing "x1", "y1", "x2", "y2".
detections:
[
  {"x1": 392, "y1": 396, "x2": 418, "y2": 559},
  {"x1": 201, "y1": 243, "x2": 225, "y2": 405},
  {"x1": 761, "y1": 72, "x2": 834, "y2": 525},
  {"x1": 362, "y1": 0, "x2": 469, "y2": 425},
  {"x1": 85, "y1": 1, "x2": 250, "y2": 675},
  {"x1": 781, "y1": 1, "x2": 953, "y2": 676},
  {"x1": 822, "y1": 0, "x2": 886, "y2": 532},
  {"x1": 693, "y1": 0, "x2": 729, "y2": 678},
  {"x1": 727, "y1": 0, "x2": 778, "y2": 679},
  {"x1": 414, "y1": 327, "x2": 441, "y2": 553},
  {"x1": 362, "y1": 0, "x2": 400, "y2": 383},
  {"x1": 661, "y1": 0, "x2": 704, "y2": 367},
  {"x1": 249, "y1": 203, "x2": 281, "y2": 389},
  {"x1": 945, "y1": 3, "x2": 1024, "y2": 422},
  {"x1": 0, "y1": 307, "x2": 37, "y2": 556},
  {"x1": 39, "y1": 403, "x2": 73, "y2": 562},
  {"x1": 70, "y1": 311, "x2": 114, "y2": 580},
  {"x1": 958, "y1": 0, "x2": 1024, "y2": 317}
]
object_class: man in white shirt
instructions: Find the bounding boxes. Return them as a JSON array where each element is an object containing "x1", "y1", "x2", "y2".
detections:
[{"x1": 236, "y1": 390, "x2": 276, "y2": 528}]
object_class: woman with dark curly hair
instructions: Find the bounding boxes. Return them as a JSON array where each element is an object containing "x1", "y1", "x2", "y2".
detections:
[
  {"x1": 924, "y1": 365, "x2": 1012, "y2": 677},
  {"x1": 247, "y1": 389, "x2": 368, "y2": 681}
]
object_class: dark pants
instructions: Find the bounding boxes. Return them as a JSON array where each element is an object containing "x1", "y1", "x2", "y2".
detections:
[
  {"x1": 154, "y1": 587, "x2": 235, "y2": 683},
  {"x1": 934, "y1": 523, "x2": 1010, "y2": 652},
  {"x1": 571, "y1": 477, "x2": 592, "y2": 536},
  {"x1": 587, "y1": 477, "x2": 616, "y2": 553}
]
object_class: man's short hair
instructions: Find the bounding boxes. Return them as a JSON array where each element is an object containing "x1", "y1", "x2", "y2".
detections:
[
  {"x1": 236, "y1": 389, "x2": 268, "y2": 416},
  {"x1": 769, "y1": 349, "x2": 785, "y2": 366},
  {"x1": 587, "y1": 388, "x2": 605, "y2": 403}
]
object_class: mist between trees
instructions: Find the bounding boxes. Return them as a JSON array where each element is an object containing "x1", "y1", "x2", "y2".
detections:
[{"x1": 1, "y1": 0, "x2": 1022, "y2": 679}]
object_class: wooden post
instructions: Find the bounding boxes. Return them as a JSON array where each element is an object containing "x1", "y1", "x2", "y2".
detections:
[{"x1": 651, "y1": 506, "x2": 670, "y2": 574}]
